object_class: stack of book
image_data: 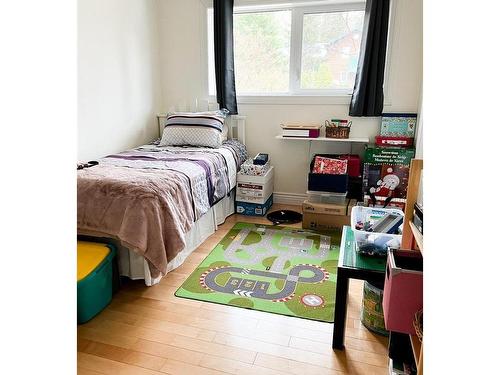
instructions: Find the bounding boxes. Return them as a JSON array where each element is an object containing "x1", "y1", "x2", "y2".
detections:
[{"x1": 281, "y1": 124, "x2": 321, "y2": 138}]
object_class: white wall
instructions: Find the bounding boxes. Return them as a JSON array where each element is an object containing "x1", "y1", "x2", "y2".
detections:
[
  {"x1": 156, "y1": 0, "x2": 422, "y2": 198},
  {"x1": 78, "y1": 0, "x2": 422, "y2": 195},
  {"x1": 78, "y1": 0, "x2": 162, "y2": 161}
]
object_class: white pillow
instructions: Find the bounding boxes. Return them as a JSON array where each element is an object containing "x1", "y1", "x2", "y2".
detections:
[
  {"x1": 222, "y1": 123, "x2": 229, "y2": 141},
  {"x1": 159, "y1": 110, "x2": 228, "y2": 148}
]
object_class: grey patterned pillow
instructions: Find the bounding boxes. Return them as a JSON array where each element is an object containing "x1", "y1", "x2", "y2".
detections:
[{"x1": 159, "y1": 110, "x2": 228, "y2": 148}]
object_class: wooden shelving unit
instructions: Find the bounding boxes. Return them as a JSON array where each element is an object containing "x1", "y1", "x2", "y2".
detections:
[
  {"x1": 408, "y1": 221, "x2": 423, "y2": 252},
  {"x1": 401, "y1": 158, "x2": 424, "y2": 375},
  {"x1": 410, "y1": 334, "x2": 422, "y2": 366}
]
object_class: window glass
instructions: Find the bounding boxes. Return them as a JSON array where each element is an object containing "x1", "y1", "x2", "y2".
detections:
[
  {"x1": 233, "y1": 11, "x2": 292, "y2": 93},
  {"x1": 301, "y1": 11, "x2": 364, "y2": 90}
]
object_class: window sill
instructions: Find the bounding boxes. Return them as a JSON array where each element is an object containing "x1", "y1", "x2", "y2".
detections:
[{"x1": 208, "y1": 94, "x2": 353, "y2": 106}]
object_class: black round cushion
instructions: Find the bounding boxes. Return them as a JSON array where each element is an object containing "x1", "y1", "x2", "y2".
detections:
[{"x1": 266, "y1": 210, "x2": 303, "y2": 225}]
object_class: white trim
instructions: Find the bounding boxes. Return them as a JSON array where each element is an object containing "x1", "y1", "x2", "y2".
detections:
[
  {"x1": 201, "y1": 0, "x2": 365, "y2": 9},
  {"x1": 209, "y1": 94, "x2": 351, "y2": 105},
  {"x1": 289, "y1": 8, "x2": 302, "y2": 94},
  {"x1": 273, "y1": 191, "x2": 307, "y2": 205},
  {"x1": 382, "y1": 0, "x2": 398, "y2": 105}
]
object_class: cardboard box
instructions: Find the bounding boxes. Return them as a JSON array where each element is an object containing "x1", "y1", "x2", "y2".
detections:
[
  {"x1": 236, "y1": 166, "x2": 274, "y2": 204},
  {"x1": 303, "y1": 200, "x2": 356, "y2": 216},
  {"x1": 236, "y1": 181, "x2": 273, "y2": 202},
  {"x1": 302, "y1": 199, "x2": 357, "y2": 230},
  {"x1": 236, "y1": 194, "x2": 273, "y2": 216},
  {"x1": 237, "y1": 166, "x2": 274, "y2": 184}
]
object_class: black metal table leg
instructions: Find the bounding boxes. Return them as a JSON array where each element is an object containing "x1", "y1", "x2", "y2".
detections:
[{"x1": 332, "y1": 267, "x2": 349, "y2": 350}]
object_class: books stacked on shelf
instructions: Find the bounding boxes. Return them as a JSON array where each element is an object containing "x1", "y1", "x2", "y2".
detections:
[
  {"x1": 413, "y1": 203, "x2": 423, "y2": 235},
  {"x1": 362, "y1": 146, "x2": 415, "y2": 210},
  {"x1": 280, "y1": 123, "x2": 321, "y2": 138}
]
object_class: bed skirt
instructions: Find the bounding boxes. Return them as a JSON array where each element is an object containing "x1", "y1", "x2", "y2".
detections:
[{"x1": 114, "y1": 189, "x2": 235, "y2": 286}]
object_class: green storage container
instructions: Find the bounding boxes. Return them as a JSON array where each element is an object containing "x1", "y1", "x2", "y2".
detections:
[
  {"x1": 77, "y1": 241, "x2": 116, "y2": 324},
  {"x1": 361, "y1": 280, "x2": 389, "y2": 336}
]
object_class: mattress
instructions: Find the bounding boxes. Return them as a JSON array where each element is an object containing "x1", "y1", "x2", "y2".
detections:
[{"x1": 77, "y1": 140, "x2": 247, "y2": 282}]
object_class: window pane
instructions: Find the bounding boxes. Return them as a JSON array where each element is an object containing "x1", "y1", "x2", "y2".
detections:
[
  {"x1": 233, "y1": 11, "x2": 291, "y2": 93},
  {"x1": 301, "y1": 11, "x2": 364, "y2": 90}
]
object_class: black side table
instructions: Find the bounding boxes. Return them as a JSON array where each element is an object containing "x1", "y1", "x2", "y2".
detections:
[{"x1": 332, "y1": 226, "x2": 387, "y2": 350}]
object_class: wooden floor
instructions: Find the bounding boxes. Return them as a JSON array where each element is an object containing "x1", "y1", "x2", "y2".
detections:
[{"x1": 77, "y1": 204, "x2": 389, "y2": 375}]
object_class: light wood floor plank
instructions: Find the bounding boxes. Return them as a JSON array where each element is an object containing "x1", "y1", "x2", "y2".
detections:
[
  {"x1": 199, "y1": 353, "x2": 289, "y2": 375},
  {"x1": 78, "y1": 204, "x2": 389, "y2": 375},
  {"x1": 77, "y1": 367, "x2": 106, "y2": 375},
  {"x1": 77, "y1": 326, "x2": 139, "y2": 349},
  {"x1": 121, "y1": 350, "x2": 167, "y2": 372},
  {"x1": 78, "y1": 352, "x2": 166, "y2": 375},
  {"x1": 159, "y1": 359, "x2": 228, "y2": 375},
  {"x1": 130, "y1": 339, "x2": 204, "y2": 365}
]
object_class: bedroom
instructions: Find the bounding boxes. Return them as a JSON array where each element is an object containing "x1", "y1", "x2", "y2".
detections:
[{"x1": 1, "y1": 1, "x2": 497, "y2": 374}]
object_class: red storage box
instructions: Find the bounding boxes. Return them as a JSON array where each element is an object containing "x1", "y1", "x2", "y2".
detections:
[
  {"x1": 382, "y1": 249, "x2": 423, "y2": 335},
  {"x1": 375, "y1": 136, "x2": 414, "y2": 147},
  {"x1": 339, "y1": 154, "x2": 361, "y2": 177}
]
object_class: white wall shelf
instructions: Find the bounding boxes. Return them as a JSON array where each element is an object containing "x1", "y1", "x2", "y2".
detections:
[{"x1": 275, "y1": 135, "x2": 370, "y2": 143}]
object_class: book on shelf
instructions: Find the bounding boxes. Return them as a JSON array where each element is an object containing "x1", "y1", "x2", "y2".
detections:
[{"x1": 280, "y1": 123, "x2": 321, "y2": 138}]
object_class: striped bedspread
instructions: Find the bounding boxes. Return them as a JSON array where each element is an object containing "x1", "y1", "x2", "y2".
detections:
[{"x1": 77, "y1": 140, "x2": 247, "y2": 278}]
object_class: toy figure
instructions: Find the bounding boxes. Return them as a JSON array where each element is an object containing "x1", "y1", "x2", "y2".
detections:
[{"x1": 369, "y1": 167, "x2": 400, "y2": 198}]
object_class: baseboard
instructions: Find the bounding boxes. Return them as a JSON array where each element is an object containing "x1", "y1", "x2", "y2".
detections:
[{"x1": 273, "y1": 192, "x2": 307, "y2": 206}]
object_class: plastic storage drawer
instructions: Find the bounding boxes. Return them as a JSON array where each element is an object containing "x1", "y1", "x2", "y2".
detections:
[
  {"x1": 306, "y1": 190, "x2": 347, "y2": 204},
  {"x1": 77, "y1": 241, "x2": 116, "y2": 324},
  {"x1": 382, "y1": 249, "x2": 423, "y2": 334}
]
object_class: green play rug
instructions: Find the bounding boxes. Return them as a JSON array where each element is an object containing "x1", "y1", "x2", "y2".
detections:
[{"x1": 175, "y1": 222, "x2": 340, "y2": 323}]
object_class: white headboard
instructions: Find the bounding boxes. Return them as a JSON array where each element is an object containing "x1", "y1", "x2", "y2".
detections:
[{"x1": 157, "y1": 99, "x2": 246, "y2": 145}]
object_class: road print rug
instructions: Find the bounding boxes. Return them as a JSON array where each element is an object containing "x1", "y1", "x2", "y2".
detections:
[{"x1": 175, "y1": 222, "x2": 340, "y2": 322}]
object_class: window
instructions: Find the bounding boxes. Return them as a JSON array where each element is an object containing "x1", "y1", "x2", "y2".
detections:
[{"x1": 207, "y1": 2, "x2": 365, "y2": 97}]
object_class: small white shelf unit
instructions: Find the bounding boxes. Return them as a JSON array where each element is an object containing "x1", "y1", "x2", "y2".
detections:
[{"x1": 275, "y1": 135, "x2": 370, "y2": 143}]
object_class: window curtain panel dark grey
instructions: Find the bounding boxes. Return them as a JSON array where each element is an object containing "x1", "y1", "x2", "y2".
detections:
[
  {"x1": 214, "y1": 0, "x2": 238, "y2": 115},
  {"x1": 349, "y1": 0, "x2": 390, "y2": 117}
]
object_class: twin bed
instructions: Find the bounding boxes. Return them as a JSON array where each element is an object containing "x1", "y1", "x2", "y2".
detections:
[{"x1": 77, "y1": 110, "x2": 247, "y2": 286}]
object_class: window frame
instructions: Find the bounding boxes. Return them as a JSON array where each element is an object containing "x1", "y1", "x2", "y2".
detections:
[{"x1": 203, "y1": 0, "x2": 393, "y2": 105}]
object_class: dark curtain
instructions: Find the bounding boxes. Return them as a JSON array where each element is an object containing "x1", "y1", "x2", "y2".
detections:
[
  {"x1": 349, "y1": 0, "x2": 390, "y2": 117},
  {"x1": 214, "y1": 0, "x2": 238, "y2": 115}
]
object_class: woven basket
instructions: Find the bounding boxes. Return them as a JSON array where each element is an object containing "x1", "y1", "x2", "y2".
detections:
[
  {"x1": 325, "y1": 120, "x2": 351, "y2": 139},
  {"x1": 413, "y1": 309, "x2": 423, "y2": 342}
]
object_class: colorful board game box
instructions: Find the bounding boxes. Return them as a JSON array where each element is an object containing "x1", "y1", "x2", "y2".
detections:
[
  {"x1": 362, "y1": 147, "x2": 415, "y2": 205},
  {"x1": 381, "y1": 113, "x2": 417, "y2": 137}
]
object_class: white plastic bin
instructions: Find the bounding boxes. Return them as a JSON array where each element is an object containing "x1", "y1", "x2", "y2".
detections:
[
  {"x1": 306, "y1": 190, "x2": 347, "y2": 204},
  {"x1": 350, "y1": 206, "x2": 404, "y2": 249}
]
